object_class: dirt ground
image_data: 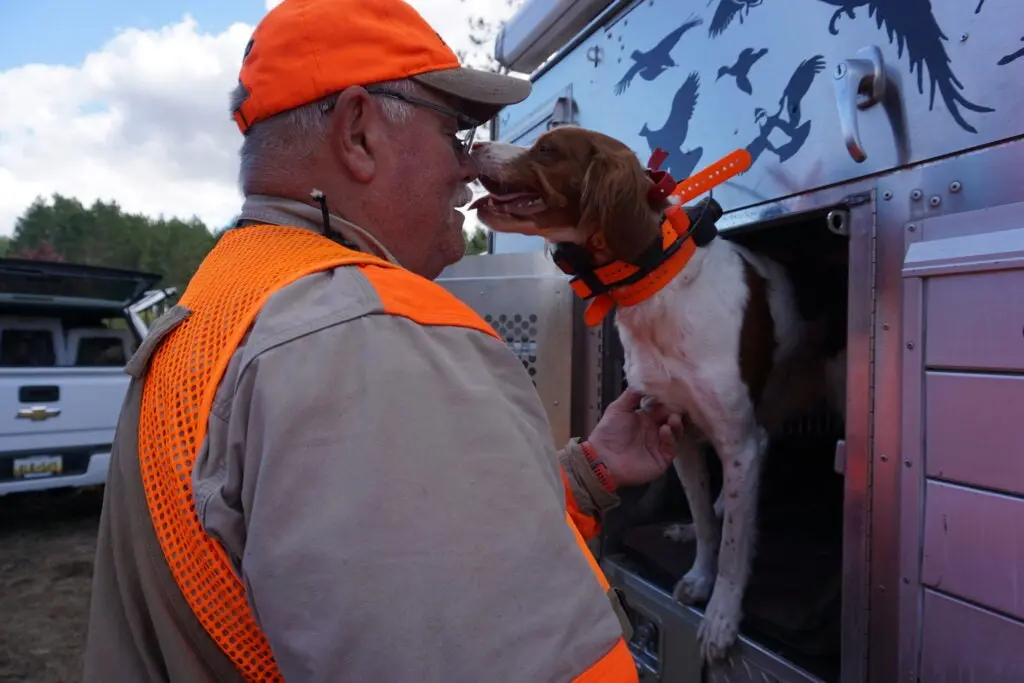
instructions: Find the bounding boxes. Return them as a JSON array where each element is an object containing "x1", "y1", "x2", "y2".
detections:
[{"x1": 0, "y1": 489, "x2": 103, "y2": 683}]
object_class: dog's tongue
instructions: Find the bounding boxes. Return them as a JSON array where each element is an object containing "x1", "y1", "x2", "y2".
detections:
[{"x1": 469, "y1": 191, "x2": 537, "y2": 211}]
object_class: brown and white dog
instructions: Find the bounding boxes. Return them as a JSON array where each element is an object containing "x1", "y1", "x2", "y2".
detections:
[{"x1": 469, "y1": 126, "x2": 845, "y2": 662}]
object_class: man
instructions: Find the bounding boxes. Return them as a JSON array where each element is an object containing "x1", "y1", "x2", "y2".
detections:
[{"x1": 83, "y1": 1, "x2": 685, "y2": 681}]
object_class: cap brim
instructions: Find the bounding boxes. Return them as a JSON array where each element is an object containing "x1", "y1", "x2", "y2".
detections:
[{"x1": 411, "y1": 67, "x2": 532, "y2": 125}]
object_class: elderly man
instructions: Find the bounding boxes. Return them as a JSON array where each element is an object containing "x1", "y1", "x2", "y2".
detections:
[{"x1": 83, "y1": 1, "x2": 684, "y2": 681}]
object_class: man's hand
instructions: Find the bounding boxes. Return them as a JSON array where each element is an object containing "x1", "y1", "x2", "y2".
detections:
[{"x1": 586, "y1": 388, "x2": 684, "y2": 489}]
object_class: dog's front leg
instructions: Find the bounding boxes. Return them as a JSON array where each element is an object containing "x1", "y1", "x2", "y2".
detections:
[
  {"x1": 663, "y1": 487, "x2": 725, "y2": 545},
  {"x1": 667, "y1": 434, "x2": 720, "y2": 605},
  {"x1": 697, "y1": 423, "x2": 768, "y2": 663}
]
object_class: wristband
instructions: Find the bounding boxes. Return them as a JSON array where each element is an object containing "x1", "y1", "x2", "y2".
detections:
[{"x1": 580, "y1": 440, "x2": 617, "y2": 493}]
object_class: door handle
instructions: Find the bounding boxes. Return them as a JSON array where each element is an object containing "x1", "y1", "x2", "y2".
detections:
[
  {"x1": 16, "y1": 406, "x2": 61, "y2": 421},
  {"x1": 833, "y1": 45, "x2": 887, "y2": 163}
]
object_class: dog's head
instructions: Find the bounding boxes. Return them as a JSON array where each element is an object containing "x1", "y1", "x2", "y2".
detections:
[{"x1": 469, "y1": 126, "x2": 668, "y2": 264}]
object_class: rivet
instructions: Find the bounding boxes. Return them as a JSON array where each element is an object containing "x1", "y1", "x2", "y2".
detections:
[
  {"x1": 949, "y1": 181, "x2": 962, "y2": 193},
  {"x1": 929, "y1": 195, "x2": 941, "y2": 207},
  {"x1": 552, "y1": 400, "x2": 559, "y2": 406},
  {"x1": 907, "y1": 342, "x2": 915, "y2": 349},
  {"x1": 880, "y1": 454, "x2": 889, "y2": 462},
  {"x1": 903, "y1": 577, "x2": 910, "y2": 584},
  {"x1": 882, "y1": 190, "x2": 893, "y2": 200},
  {"x1": 911, "y1": 189, "x2": 923, "y2": 201},
  {"x1": 960, "y1": 32, "x2": 969, "y2": 41},
  {"x1": 905, "y1": 459, "x2": 913, "y2": 467},
  {"x1": 908, "y1": 224, "x2": 916, "y2": 232},
  {"x1": 883, "y1": 323, "x2": 890, "y2": 330}
]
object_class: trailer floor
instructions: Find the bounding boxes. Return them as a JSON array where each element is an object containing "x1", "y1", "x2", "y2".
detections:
[
  {"x1": 620, "y1": 521, "x2": 843, "y2": 680},
  {"x1": 0, "y1": 489, "x2": 102, "y2": 683}
]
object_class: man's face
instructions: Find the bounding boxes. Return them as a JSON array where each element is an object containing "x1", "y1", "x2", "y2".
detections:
[{"x1": 374, "y1": 87, "x2": 480, "y2": 279}]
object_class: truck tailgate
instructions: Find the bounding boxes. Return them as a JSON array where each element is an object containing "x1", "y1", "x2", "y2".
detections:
[{"x1": 0, "y1": 368, "x2": 129, "y2": 454}]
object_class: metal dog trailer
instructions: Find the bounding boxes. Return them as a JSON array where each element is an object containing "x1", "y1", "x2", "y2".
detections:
[{"x1": 436, "y1": 1, "x2": 1024, "y2": 681}]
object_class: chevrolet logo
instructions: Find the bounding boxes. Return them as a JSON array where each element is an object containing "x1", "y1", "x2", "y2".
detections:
[{"x1": 16, "y1": 406, "x2": 61, "y2": 422}]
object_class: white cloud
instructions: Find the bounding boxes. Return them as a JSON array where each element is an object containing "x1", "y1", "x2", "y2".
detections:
[{"x1": 0, "y1": 0, "x2": 522, "y2": 237}]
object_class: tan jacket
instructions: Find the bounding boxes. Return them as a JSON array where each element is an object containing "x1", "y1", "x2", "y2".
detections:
[{"x1": 83, "y1": 196, "x2": 627, "y2": 682}]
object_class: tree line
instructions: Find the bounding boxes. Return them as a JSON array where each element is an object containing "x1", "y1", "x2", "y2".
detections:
[{"x1": 3, "y1": 194, "x2": 488, "y2": 292}]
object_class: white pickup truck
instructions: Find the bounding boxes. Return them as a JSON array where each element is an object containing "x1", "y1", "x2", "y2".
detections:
[{"x1": 0, "y1": 258, "x2": 175, "y2": 496}]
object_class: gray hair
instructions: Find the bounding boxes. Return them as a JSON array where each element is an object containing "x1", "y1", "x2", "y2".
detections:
[{"x1": 231, "y1": 78, "x2": 419, "y2": 194}]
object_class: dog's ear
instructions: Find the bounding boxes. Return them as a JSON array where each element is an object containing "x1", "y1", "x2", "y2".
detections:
[{"x1": 579, "y1": 150, "x2": 659, "y2": 262}]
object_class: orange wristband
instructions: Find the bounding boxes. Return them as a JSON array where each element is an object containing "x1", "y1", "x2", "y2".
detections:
[{"x1": 581, "y1": 440, "x2": 617, "y2": 493}]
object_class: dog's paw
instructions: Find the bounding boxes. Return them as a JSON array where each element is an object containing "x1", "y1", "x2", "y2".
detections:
[
  {"x1": 663, "y1": 522, "x2": 697, "y2": 544},
  {"x1": 672, "y1": 568, "x2": 715, "y2": 604},
  {"x1": 697, "y1": 587, "x2": 742, "y2": 663}
]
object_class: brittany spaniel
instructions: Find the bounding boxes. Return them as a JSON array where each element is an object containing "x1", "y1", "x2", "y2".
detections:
[{"x1": 469, "y1": 126, "x2": 846, "y2": 662}]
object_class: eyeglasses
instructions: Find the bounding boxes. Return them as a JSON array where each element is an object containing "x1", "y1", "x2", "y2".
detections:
[{"x1": 321, "y1": 86, "x2": 483, "y2": 157}]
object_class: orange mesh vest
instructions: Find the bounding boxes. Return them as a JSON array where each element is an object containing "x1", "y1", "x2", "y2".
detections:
[{"x1": 137, "y1": 224, "x2": 636, "y2": 682}]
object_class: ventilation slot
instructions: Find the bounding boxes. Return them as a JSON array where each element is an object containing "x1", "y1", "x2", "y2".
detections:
[{"x1": 485, "y1": 313, "x2": 539, "y2": 386}]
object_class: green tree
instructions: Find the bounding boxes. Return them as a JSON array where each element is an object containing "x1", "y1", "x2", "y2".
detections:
[
  {"x1": 8, "y1": 193, "x2": 217, "y2": 291},
  {"x1": 464, "y1": 227, "x2": 488, "y2": 255}
]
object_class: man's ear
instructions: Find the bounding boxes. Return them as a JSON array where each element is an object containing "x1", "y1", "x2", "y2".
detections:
[
  {"x1": 578, "y1": 150, "x2": 659, "y2": 262},
  {"x1": 328, "y1": 87, "x2": 385, "y2": 183}
]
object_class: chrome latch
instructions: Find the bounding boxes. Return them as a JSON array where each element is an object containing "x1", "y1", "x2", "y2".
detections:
[{"x1": 833, "y1": 45, "x2": 887, "y2": 163}]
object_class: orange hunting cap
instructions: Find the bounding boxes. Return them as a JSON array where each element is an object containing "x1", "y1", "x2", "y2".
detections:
[{"x1": 232, "y1": 0, "x2": 532, "y2": 134}]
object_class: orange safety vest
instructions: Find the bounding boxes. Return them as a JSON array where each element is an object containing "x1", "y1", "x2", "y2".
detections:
[{"x1": 136, "y1": 224, "x2": 638, "y2": 682}]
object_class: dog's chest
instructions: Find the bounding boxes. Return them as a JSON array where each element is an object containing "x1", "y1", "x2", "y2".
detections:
[{"x1": 615, "y1": 249, "x2": 751, "y2": 415}]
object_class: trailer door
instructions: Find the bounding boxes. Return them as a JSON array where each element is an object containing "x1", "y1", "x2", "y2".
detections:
[{"x1": 899, "y1": 202, "x2": 1024, "y2": 683}]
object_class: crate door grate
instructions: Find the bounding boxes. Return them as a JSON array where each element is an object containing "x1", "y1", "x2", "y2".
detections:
[{"x1": 484, "y1": 312, "x2": 539, "y2": 386}]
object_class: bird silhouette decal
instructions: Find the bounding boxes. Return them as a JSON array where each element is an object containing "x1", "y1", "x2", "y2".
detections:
[
  {"x1": 998, "y1": 37, "x2": 1024, "y2": 66},
  {"x1": 638, "y1": 72, "x2": 704, "y2": 180},
  {"x1": 821, "y1": 0, "x2": 993, "y2": 133},
  {"x1": 746, "y1": 55, "x2": 827, "y2": 166},
  {"x1": 707, "y1": 0, "x2": 765, "y2": 38},
  {"x1": 614, "y1": 16, "x2": 703, "y2": 95},
  {"x1": 698, "y1": 0, "x2": 992, "y2": 133},
  {"x1": 779, "y1": 54, "x2": 825, "y2": 126},
  {"x1": 717, "y1": 47, "x2": 769, "y2": 94}
]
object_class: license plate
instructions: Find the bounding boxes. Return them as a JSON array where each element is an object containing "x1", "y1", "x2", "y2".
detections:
[{"x1": 12, "y1": 455, "x2": 63, "y2": 479}]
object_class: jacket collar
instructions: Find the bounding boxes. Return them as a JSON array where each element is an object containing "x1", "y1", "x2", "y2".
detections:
[{"x1": 235, "y1": 194, "x2": 402, "y2": 266}]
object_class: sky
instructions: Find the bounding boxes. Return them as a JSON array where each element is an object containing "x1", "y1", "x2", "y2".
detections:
[{"x1": 0, "y1": 0, "x2": 522, "y2": 237}]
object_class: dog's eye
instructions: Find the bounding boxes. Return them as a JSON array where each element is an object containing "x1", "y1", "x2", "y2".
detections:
[{"x1": 535, "y1": 143, "x2": 560, "y2": 157}]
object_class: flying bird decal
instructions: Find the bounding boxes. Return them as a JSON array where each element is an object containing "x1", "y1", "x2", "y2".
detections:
[
  {"x1": 746, "y1": 55, "x2": 827, "y2": 166},
  {"x1": 718, "y1": 47, "x2": 769, "y2": 94},
  {"x1": 707, "y1": 0, "x2": 766, "y2": 38},
  {"x1": 614, "y1": 16, "x2": 703, "y2": 95},
  {"x1": 638, "y1": 72, "x2": 704, "y2": 180},
  {"x1": 821, "y1": 0, "x2": 993, "y2": 133}
]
